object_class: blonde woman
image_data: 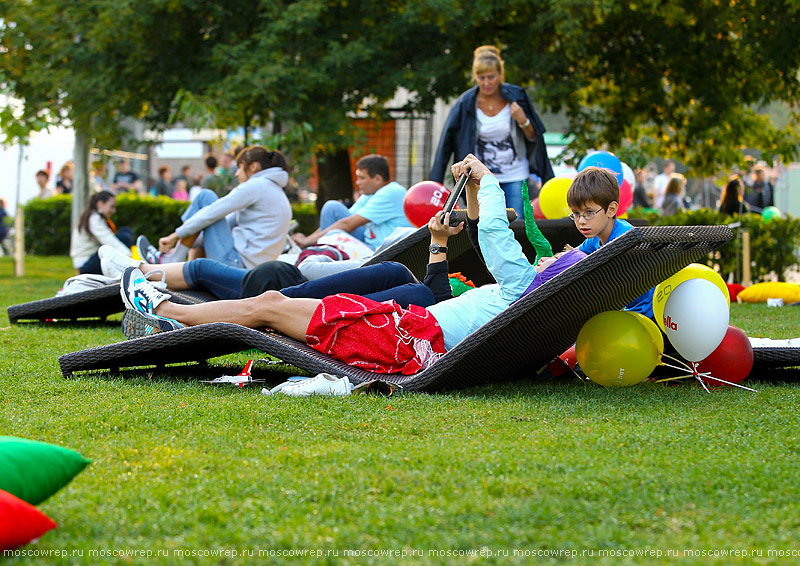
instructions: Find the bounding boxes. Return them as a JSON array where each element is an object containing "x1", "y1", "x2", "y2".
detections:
[{"x1": 430, "y1": 45, "x2": 554, "y2": 218}]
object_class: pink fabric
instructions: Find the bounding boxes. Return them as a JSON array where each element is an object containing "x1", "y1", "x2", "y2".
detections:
[{"x1": 306, "y1": 293, "x2": 446, "y2": 375}]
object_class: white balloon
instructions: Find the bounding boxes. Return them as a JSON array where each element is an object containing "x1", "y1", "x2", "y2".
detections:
[
  {"x1": 663, "y1": 278, "x2": 730, "y2": 362},
  {"x1": 621, "y1": 162, "x2": 635, "y2": 190}
]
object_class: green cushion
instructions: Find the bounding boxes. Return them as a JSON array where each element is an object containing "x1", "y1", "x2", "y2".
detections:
[
  {"x1": 0, "y1": 437, "x2": 90, "y2": 505},
  {"x1": 0, "y1": 488, "x2": 57, "y2": 551}
]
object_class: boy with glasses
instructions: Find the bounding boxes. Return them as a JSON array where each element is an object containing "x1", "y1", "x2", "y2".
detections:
[{"x1": 567, "y1": 167, "x2": 655, "y2": 318}]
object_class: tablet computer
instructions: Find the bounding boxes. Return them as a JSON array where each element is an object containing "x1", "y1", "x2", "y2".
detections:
[{"x1": 441, "y1": 172, "x2": 470, "y2": 221}]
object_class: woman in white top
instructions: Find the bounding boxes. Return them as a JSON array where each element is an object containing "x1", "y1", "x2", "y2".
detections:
[
  {"x1": 70, "y1": 191, "x2": 133, "y2": 274},
  {"x1": 147, "y1": 147, "x2": 292, "y2": 268}
]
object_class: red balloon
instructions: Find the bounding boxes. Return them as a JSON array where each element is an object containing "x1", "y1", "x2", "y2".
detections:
[
  {"x1": 618, "y1": 179, "x2": 633, "y2": 216},
  {"x1": 532, "y1": 197, "x2": 546, "y2": 220},
  {"x1": 546, "y1": 344, "x2": 577, "y2": 377},
  {"x1": 404, "y1": 181, "x2": 450, "y2": 228},
  {"x1": 695, "y1": 325, "x2": 754, "y2": 387}
]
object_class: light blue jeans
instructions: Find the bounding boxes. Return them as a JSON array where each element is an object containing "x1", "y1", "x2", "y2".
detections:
[
  {"x1": 499, "y1": 180, "x2": 525, "y2": 220},
  {"x1": 319, "y1": 200, "x2": 366, "y2": 242},
  {"x1": 182, "y1": 189, "x2": 244, "y2": 268}
]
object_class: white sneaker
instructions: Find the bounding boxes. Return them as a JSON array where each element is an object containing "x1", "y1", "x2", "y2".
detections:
[
  {"x1": 260, "y1": 376, "x2": 310, "y2": 396},
  {"x1": 271, "y1": 373, "x2": 353, "y2": 397},
  {"x1": 99, "y1": 245, "x2": 141, "y2": 278}
]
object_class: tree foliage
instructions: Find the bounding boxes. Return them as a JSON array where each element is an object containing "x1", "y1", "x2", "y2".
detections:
[
  {"x1": 1, "y1": 0, "x2": 799, "y2": 183},
  {"x1": 504, "y1": 0, "x2": 800, "y2": 172},
  {"x1": 0, "y1": 0, "x2": 221, "y2": 147}
]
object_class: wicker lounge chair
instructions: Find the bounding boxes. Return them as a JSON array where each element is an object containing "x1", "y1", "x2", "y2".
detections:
[
  {"x1": 60, "y1": 225, "x2": 742, "y2": 390},
  {"x1": 7, "y1": 284, "x2": 216, "y2": 324},
  {"x1": 750, "y1": 347, "x2": 800, "y2": 373}
]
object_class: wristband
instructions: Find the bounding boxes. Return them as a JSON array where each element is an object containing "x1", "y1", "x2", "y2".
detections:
[{"x1": 520, "y1": 118, "x2": 531, "y2": 128}]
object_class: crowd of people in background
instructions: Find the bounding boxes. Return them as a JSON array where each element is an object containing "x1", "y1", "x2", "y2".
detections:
[
  {"x1": 27, "y1": 146, "x2": 781, "y2": 223},
  {"x1": 628, "y1": 159, "x2": 778, "y2": 218},
  {"x1": 31, "y1": 150, "x2": 244, "y2": 204}
]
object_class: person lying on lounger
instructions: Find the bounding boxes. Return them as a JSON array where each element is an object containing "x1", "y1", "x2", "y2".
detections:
[{"x1": 119, "y1": 155, "x2": 587, "y2": 375}]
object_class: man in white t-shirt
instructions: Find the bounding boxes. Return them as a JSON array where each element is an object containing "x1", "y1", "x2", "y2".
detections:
[
  {"x1": 652, "y1": 160, "x2": 675, "y2": 209},
  {"x1": 291, "y1": 154, "x2": 412, "y2": 251}
]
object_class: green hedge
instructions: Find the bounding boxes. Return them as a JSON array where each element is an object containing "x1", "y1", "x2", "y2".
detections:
[
  {"x1": 23, "y1": 195, "x2": 320, "y2": 256},
  {"x1": 627, "y1": 207, "x2": 800, "y2": 282}
]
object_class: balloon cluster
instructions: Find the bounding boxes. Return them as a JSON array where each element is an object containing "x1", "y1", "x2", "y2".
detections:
[
  {"x1": 534, "y1": 151, "x2": 635, "y2": 220},
  {"x1": 575, "y1": 264, "x2": 756, "y2": 391}
]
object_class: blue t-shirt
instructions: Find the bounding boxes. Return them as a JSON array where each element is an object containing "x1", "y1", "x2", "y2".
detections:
[
  {"x1": 578, "y1": 218, "x2": 655, "y2": 318},
  {"x1": 349, "y1": 181, "x2": 412, "y2": 250}
]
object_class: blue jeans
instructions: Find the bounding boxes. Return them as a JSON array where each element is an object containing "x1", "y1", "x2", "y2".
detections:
[
  {"x1": 500, "y1": 180, "x2": 525, "y2": 220},
  {"x1": 182, "y1": 189, "x2": 244, "y2": 268},
  {"x1": 183, "y1": 258, "x2": 249, "y2": 300},
  {"x1": 319, "y1": 200, "x2": 366, "y2": 243},
  {"x1": 184, "y1": 259, "x2": 435, "y2": 308},
  {"x1": 281, "y1": 261, "x2": 435, "y2": 308}
]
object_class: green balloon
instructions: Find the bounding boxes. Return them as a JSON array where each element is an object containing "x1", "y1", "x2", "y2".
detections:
[{"x1": 762, "y1": 206, "x2": 782, "y2": 222}]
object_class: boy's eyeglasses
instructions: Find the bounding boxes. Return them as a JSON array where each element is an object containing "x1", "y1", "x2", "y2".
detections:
[{"x1": 569, "y1": 208, "x2": 603, "y2": 222}]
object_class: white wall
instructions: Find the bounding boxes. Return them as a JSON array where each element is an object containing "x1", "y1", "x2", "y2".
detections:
[
  {"x1": 0, "y1": 126, "x2": 75, "y2": 213},
  {"x1": 782, "y1": 163, "x2": 800, "y2": 217}
]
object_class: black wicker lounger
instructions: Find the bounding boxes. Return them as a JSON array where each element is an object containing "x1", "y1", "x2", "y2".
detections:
[
  {"x1": 60, "y1": 226, "x2": 736, "y2": 390},
  {"x1": 750, "y1": 347, "x2": 800, "y2": 372},
  {"x1": 7, "y1": 285, "x2": 216, "y2": 323},
  {"x1": 8, "y1": 210, "x2": 510, "y2": 324}
]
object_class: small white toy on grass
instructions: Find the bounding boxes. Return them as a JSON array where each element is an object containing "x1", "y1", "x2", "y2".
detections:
[{"x1": 200, "y1": 360, "x2": 265, "y2": 388}]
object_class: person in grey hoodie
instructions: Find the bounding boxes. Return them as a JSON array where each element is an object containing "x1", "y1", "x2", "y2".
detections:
[{"x1": 145, "y1": 147, "x2": 292, "y2": 268}]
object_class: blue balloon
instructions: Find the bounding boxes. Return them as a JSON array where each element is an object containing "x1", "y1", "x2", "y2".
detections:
[{"x1": 578, "y1": 151, "x2": 623, "y2": 186}]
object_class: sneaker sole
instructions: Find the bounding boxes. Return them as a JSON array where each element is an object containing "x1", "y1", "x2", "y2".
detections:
[
  {"x1": 121, "y1": 308, "x2": 181, "y2": 340},
  {"x1": 120, "y1": 267, "x2": 182, "y2": 338},
  {"x1": 120, "y1": 267, "x2": 138, "y2": 312}
]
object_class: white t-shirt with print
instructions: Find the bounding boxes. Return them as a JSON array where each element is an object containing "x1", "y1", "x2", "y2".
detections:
[{"x1": 475, "y1": 104, "x2": 529, "y2": 183}]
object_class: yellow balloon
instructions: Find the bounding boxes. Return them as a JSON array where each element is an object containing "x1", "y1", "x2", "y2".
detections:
[
  {"x1": 625, "y1": 311, "x2": 664, "y2": 357},
  {"x1": 652, "y1": 264, "x2": 730, "y2": 333},
  {"x1": 538, "y1": 177, "x2": 572, "y2": 219},
  {"x1": 576, "y1": 311, "x2": 660, "y2": 387}
]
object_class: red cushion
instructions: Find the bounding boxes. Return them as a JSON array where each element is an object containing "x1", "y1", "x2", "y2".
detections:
[
  {"x1": 0, "y1": 489, "x2": 57, "y2": 551},
  {"x1": 727, "y1": 283, "x2": 746, "y2": 302}
]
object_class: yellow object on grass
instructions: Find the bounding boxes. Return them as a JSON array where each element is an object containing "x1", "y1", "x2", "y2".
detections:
[
  {"x1": 131, "y1": 245, "x2": 141, "y2": 261},
  {"x1": 737, "y1": 282, "x2": 800, "y2": 304}
]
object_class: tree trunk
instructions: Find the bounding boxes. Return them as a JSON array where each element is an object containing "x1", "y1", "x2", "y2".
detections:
[
  {"x1": 71, "y1": 129, "x2": 91, "y2": 232},
  {"x1": 315, "y1": 148, "x2": 353, "y2": 214}
]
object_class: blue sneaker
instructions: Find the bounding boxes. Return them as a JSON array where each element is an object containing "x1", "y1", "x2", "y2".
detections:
[
  {"x1": 136, "y1": 235, "x2": 162, "y2": 264},
  {"x1": 120, "y1": 267, "x2": 183, "y2": 339}
]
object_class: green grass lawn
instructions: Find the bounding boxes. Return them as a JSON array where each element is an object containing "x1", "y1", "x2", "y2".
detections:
[{"x1": 2, "y1": 256, "x2": 800, "y2": 565}]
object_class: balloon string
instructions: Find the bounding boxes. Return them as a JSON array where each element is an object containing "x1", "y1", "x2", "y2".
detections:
[
  {"x1": 661, "y1": 354, "x2": 693, "y2": 372},
  {"x1": 655, "y1": 371, "x2": 759, "y2": 393},
  {"x1": 697, "y1": 374, "x2": 759, "y2": 392},
  {"x1": 654, "y1": 374, "x2": 694, "y2": 383},
  {"x1": 695, "y1": 379, "x2": 712, "y2": 393}
]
